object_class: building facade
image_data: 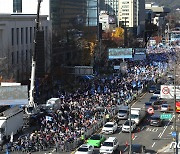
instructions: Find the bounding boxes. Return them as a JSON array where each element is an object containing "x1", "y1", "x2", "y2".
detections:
[{"x1": 0, "y1": 14, "x2": 51, "y2": 81}]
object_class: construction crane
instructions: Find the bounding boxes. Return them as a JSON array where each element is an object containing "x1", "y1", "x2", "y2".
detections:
[{"x1": 25, "y1": 0, "x2": 42, "y2": 115}]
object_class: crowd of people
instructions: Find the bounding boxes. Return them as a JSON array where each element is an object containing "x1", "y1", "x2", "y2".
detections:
[{"x1": 7, "y1": 49, "x2": 175, "y2": 153}]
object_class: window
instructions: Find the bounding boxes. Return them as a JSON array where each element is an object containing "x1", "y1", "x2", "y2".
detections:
[
  {"x1": 12, "y1": 28, "x2": 14, "y2": 46},
  {"x1": 26, "y1": 50, "x2": 28, "y2": 60},
  {"x1": 17, "y1": 51, "x2": 19, "y2": 64},
  {"x1": 26, "y1": 27, "x2": 28, "y2": 44},
  {"x1": 30, "y1": 27, "x2": 32, "y2": 43},
  {"x1": 13, "y1": 0, "x2": 22, "y2": 13},
  {"x1": 12, "y1": 52, "x2": 14, "y2": 64},
  {"x1": 21, "y1": 28, "x2": 23, "y2": 44},
  {"x1": 16, "y1": 28, "x2": 19, "y2": 45}
]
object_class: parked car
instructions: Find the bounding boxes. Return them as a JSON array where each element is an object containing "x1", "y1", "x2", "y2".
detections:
[
  {"x1": 75, "y1": 144, "x2": 94, "y2": 154},
  {"x1": 153, "y1": 90, "x2": 161, "y2": 98},
  {"x1": 87, "y1": 134, "x2": 106, "y2": 148},
  {"x1": 99, "y1": 137, "x2": 119, "y2": 154},
  {"x1": 131, "y1": 144, "x2": 147, "y2": 153},
  {"x1": 150, "y1": 114, "x2": 163, "y2": 127},
  {"x1": 102, "y1": 122, "x2": 118, "y2": 134},
  {"x1": 149, "y1": 85, "x2": 157, "y2": 93},
  {"x1": 160, "y1": 104, "x2": 171, "y2": 112},
  {"x1": 122, "y1": 120, "x2": 137, "y2": 132}
]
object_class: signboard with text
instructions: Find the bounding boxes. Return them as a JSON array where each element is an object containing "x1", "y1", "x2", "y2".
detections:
[
  {"x1": 160, "y1": 85, "x2": 180, "y2": 99},
  {"x1": 108, "y1": 48, "x2": 133, "y2": 59}
]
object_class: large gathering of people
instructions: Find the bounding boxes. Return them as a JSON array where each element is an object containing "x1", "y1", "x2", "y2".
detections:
[{"x1": 7, "y1": 47, "x2": 176, "y2": 153}]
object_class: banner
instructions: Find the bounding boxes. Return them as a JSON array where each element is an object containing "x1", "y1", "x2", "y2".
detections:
[{"x1": 108, "y1": 48, "x2": 133, "y2": 59}]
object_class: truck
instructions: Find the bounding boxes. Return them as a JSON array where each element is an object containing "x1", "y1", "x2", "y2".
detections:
[
  {"x1": 0, "y1": 106, "x2": 24, "y2": 144},
  {"x1": 129, "y1": 108, "x2": 146, "y2": 125},
  {"x1": 176, "y1": 101, "x2": 180, "y2": 113}
]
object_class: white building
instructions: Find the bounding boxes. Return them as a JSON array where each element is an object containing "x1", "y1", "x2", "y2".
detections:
[
  {"x1": 0, "y1": 0, "x2": 50, "y2": 19},
  {"x1": 118, "y1": 0, "x2": 138, "y2": 28},
  {"x1": 99, "y1": 11, "x2": 116, "y2": 31},
  {"x1": 0, "y1": 14, "x2": 51, "y2": 81}
]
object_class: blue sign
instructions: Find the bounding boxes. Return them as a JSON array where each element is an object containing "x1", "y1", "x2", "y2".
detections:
[{"x1": 171, "y1": 131, "x2": 176, "y2": 137}]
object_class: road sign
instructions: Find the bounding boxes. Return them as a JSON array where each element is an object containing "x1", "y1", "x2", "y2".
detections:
[
  {"x1": 161, "y1": 85, "x2": 180, "y2": 99},
  {"x1": 160, "y1": 113, "x2": 172, "y2": 119},
  {"x1": 171, "y1": 131, "x2": 176, "y2": 137},
  {"x1": 162, "y1": 87, "x2": 170, "y2": 94},
  {"x1": 147, "y1": 106, "x2": 154, "y2": 114}
]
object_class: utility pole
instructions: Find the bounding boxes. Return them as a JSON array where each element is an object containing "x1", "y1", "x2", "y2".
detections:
[
  {"x1": 173, "y1": 63, "x2": 178, "y2": 154},
  {"x1": 129, "y1": 103, "x2": 132, "y2": 154}
]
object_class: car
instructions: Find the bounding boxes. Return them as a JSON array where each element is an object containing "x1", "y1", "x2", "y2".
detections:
[
  {"x1": 149, "y1": 114, "x2": 163, "y2": 127},
  {"x1": 149, "y1": 96, "x2": 159, "y2": 104},
  {"x1": 117, "y1": 105, "x2": 129, "y2": 119},
  {"x1": 148, "y1": 85, "x2": 157, "y2": 93},
  {"x1": 152, "y1": 100, "x2": 165, "y2": 110},
  {"x1": 99, "y1": 137, "x2": 119, "y2": 154},
  {"x1": 153, "y1": 90, "x2": 161, "y2": 98},
  {"x1": 102, "y1": 122, "x2": 118, "y2": 134},
  {"x1": 122, "y1": 120, "x2": 137, "y2": 132},
  {"x1": 75, "y1": 144, "x2": 94, "y2": 154},
  {"x1": 131, "y1": 144, "x2": 146, "y2": 153},
  {"x1": 87, "y1": 134, "x2": 106, "y2": 148},
  {"x1": 160, "y1": 103, "x2": 171, "y2": 112},
  {"x1": 144, "y1": 102, "x2": 152, "y2": 111}
]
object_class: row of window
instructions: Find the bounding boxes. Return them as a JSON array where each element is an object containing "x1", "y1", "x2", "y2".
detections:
[
  {"x1": 11, "y1": 49, "x2": 32, "y2": 65},
  {"x1": 11, "y1": 27, "x2": 33, "y2": 46}
]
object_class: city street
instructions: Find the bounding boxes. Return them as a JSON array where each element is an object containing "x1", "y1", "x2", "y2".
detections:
[{"x1": 10, "y1": 91, "x2": 179, "y2": 154}]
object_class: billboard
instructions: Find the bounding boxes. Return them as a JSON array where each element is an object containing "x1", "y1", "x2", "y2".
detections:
[
  {"x1": 0, "y1": 86, "x2": 28, "y2": 105},
  {"x1": 160, "y1": 85, "x2": 180, "y2": 99},
  {"x1": 108, "y1": 48, "x2": 133, "y2": 59}
]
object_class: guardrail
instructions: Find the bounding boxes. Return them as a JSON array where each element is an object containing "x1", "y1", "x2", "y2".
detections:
[{"x1": 60, "y1": 86, "x2": 146, "y2": 153}]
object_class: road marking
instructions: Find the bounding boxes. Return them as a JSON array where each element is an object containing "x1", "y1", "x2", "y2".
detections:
[
  {"x1": 132, "y1": 92, "x2": 147, "y2": 107},
  {"x1": 171, "y1": 126, "x2": 174, "y2": 130},
  {"x1": 133, "y1": 135, "x2": 137, "y2": 140},
  {"x1": 152, "y1": 142, "x2": 156, "y2": 147},
  {"x1": 178, "y1": 114, "x2": 180, "y2": 118},
  {"x1": 159, "y1": 115, "x2": 174, "y2": 138},
  {"x1": 158, "y1": 133, "x2": 162, "y2": 138},
  {"x1": 146, "y1": 128, "x2": 158, "y2": 132},
  {"x1": 124, "y1": 146, "x2": 128, "y2": 152},
  {"x1": 119, "y1": 131, "x2": 122, "y2": 134},
  {"x1": 141, "y1": 126, "x2": 145, "y2": 131}
]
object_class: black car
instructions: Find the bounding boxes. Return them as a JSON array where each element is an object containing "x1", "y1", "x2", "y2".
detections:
[
  {"x1": 131, "y1": 144, "x2": 146, "y2": 153},
  {"x1": 152, "y1": 100, "x2": 166, "y2": 110},
  {"x1": 148, "y1": 85, "x2": 157, "y2": 93},
  {"x1": 144, "y1": 102, "x2": 152, "y2": 111},
  {"x1": 149, "y1": 96, "x2": 159, "y2": 104},
  {"x1": 150, "y1": 114, "x2": 163, "y2": 127}
]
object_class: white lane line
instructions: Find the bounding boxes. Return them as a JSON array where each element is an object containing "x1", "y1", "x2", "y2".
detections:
[
  {"x1": 171, "y1": 126, "x2": 174, "y2": 130},
  {"x1": 133, "y1": 136, "x2": 137, "y2": 140},
  {"x1": 119, "y1": 131, "x2": 122, "y2": 134},
  {"x1": 159, "y1": 115, "x2": 174, "y2": 138},
  {"x1": 141, "y1": 126, "x2": 145, "y2": 131},
  {"x1": 152, "y1": 142, "x2": 156, "y2": 148},
  {"x1": 132, "y1": 92, "x2": 146, "y2": 107},
  {"x1": 158, "y1": 133, "x2": 162, "y2": 138},
  {"x1": 124, "y1": 146, "x2": 128, "y2": 152}
]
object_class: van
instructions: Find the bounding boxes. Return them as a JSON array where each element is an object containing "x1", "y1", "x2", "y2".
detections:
[
  {"x1": 99, "y1": 137, "x2": 119, "y2": 154},
  {"x1": 117, "y1": 106, "x2": 129, "y2": 119},
  {"x1": 46, "y1": 98, "x2": 60, "y2": 111}
]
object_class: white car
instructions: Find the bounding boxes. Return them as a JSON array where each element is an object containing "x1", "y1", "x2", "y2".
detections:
[
  {"x1": 160, "y1": 104, "x2": 171, "y2": 112},
  {"x1": 75, "y1": 144, "x2": 94, "y2": 154},
  {"x1": 99, "y1": 137, "x2": 119, "y2": 154},
  {"x1": 102, "y1": 122, "x2": 118, "y2": 134},
  {"x1": 122, "y1": 120, "x2": 136, "y2": 132}
]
